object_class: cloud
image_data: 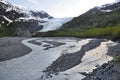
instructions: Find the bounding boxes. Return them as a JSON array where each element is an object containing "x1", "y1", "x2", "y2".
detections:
[{"x1": 27, "y1": 0, "x2": 39, "y2": 4}]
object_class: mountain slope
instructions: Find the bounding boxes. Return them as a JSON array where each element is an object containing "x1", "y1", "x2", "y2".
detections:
[
  {"x1": 0, "y1": 0, "x2": 73, "y2": 37},
  {"x1": 34, "y1": 1, "x2": 120, "y2": 40},
  {"x1": 62, "y1": 1, "x2": 120, "y2": 28},
  {"x1": 0, "y1": 0, "x2": 53, "y2": 36}
]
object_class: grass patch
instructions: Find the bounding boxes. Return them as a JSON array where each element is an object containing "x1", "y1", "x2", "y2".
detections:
[{"x1": 113, "y1": 56, "x2": 120, "y2": 62}]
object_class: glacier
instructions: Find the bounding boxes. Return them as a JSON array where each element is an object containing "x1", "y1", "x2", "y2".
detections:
[{"x1": 40, "y1": 17, "x2": 73, "y2": 32}]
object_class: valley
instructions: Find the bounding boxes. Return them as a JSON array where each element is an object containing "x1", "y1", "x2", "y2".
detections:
[
  {"x1": 0, "y1": 0, "x2": 120, "y2": 80},
  {"x1": 0, "y1": 37, "x2": 118, "y2": 80}
]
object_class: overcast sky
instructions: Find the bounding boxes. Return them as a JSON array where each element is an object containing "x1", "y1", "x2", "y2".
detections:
[{"x1": 7, "y1": 0, "x2": 116, "y2": 18}]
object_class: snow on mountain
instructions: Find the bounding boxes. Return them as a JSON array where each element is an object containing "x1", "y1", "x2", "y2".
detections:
[
  {"x1": 101, "y1": 9, "x2": 112, "y2": 12},
  {"x1": 0, "y1": 0, "x2": 57, "y2": 36},
  {"x1": 40, "y1": 17, "x2": 73, "y2": 32},
  {"x1": 0, "y1": 0, "x2": 53, "y2": 21},
  {"x1": 87, "y1": 1, "x2": 120, "y2": 15},
  {"x1": 0, "y1": 0, "x2": 73, "y2": 35},
  {"x1": 2, "y1": 16, "x2": 13, "y2": 25},
  {"x1": 0, "y1": 0, "x2": 7, "y2": 4},
  {"x1": 99, "y1": 1, "x2": 120, "y2": 12}
]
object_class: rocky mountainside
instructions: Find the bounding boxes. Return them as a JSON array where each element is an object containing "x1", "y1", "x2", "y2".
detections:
[
  {"x1": 62, "y1": 1, "x2": 120, "y2": 28},
  {"x1": 33, "y1": 1, "x2": 120, "y2": 39},
  {"x1": 0, "y1": 0, "x2": 53, "y2": 36},
  {"x1": 0, "y1": 0, "x2": 73, "y2": 37},
  {"x1": 33, "y1": 0, "x2": 120, "y2": 40}
]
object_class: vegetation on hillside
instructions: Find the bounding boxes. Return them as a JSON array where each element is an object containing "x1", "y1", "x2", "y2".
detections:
[
  {"x1": 34, "y1": 24, "x2": 120, "y2": 40},
  {"x1": 0, "y1": 23, "x2": 17, "y2": 37},
  {"x1": 34, "y1": 2, "x2": 120, "y2": 40},
  {"x1": 1, "y1": 1, "x2": 120, "y2": 38},
  {"x1": 62, "y1": 3, "x2": 120, "y2": 29}
]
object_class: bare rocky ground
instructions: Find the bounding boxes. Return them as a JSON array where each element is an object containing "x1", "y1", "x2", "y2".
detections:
[
  {"x1": 42, "y1": 39, "x2": 104, "y2": 78},
  {"x1": 0, "y1": 37, "x2": 120, "y2": 80},
  {"x1": 82, "y1": 61, "x2": 120, "y2": 80},
  {"x1": 0, "y1": 37, "x2": 32, "y2": 61},
  {"x1": 82, "y1": 42, "x2": 120, "y2": 80}
]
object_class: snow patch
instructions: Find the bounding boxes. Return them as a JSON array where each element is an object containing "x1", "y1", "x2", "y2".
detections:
[
  {"x1": 101, "y1": 10, "x2": 113, "y2": 12},
  {"x1": 3, "y1": 16, "x2": 13, "y2": 25},
  {"x1": 0, "y1": 0, "x2": 8, "y2": 5},
  {"x1": 6, "y1": 7, "x2": 12, "y2": 12}
]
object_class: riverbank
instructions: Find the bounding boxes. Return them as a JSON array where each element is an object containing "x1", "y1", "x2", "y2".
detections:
[
  {"x1": 0, "y1": 37, "x2": 118, "y2": 80},
  {"x1": 0, "y1": 37, "x2": 32, "y2": 61},
  {"x1": 82, "y1": 41, "x2": 120, "y2": 80}
]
